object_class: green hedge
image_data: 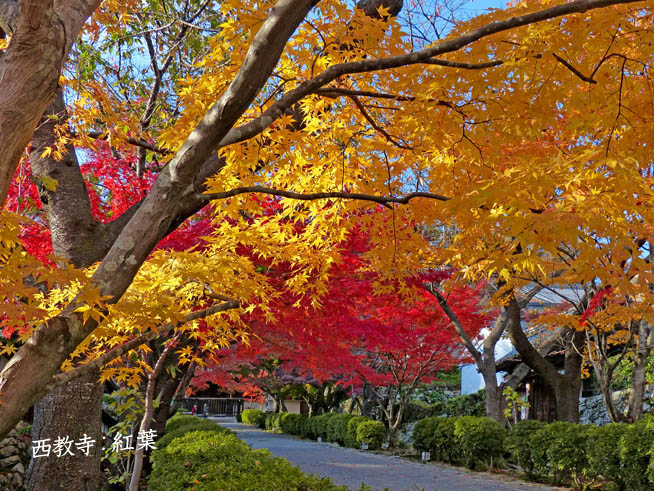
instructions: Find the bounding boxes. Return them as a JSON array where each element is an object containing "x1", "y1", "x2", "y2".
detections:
[
  {"x1": 327, "y1": 413, "x2": 355, "y2": 445},
  {"x1": 356, "y1": 421, "x2": 386, "y2": 450},
  {"x1": 586, "y1": 422, "x2": 628, "y2": 489},
  {"x1": 411, "y1": 416, "x2": 441, "y2": 452},
  {"x1": 150, "y1": 416, "x2": 343, "y2": 490},
  {"x1": 158, "y1": 414, "x2": 228, "y2": 450},
  {"x1": 412, "y1": 413, "x2": 654, "y2": 489},
  {"x1": 431, "y1": 416, "x2": 461, "y2": 464},
  {"x1": 531, "y1": 421, "x2": 592, "y2": 486},
  {"x1": 453, "y1": 416, "x2": 505, "y2": 470},
  {"x1": 505, "y1": 420, "x2": 546, "y2": 480},
  {"x1": 402, "y1": 401, "x2": 443, "y2": 423},
  {"x1": 262, "y1": 412, "x2": 386, "y2": 449},
  {"x1": 619, "y1": 415, "x2": 654, "y2": 490},
  {"x1": 241, "y1": 409, "x2": 266, "y2": 429},
  {"x1": 345, "y1": 416, "x2": 369, "y2": 448}
]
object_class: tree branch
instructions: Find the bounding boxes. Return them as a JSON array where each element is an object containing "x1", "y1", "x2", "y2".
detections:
[
  {"x1": 51, "y1": 300, "x2": 239, "y2": 388},
  {"x1": 0, "y1": 0, "x2": 18, "y2": 36},
  {"x1": 424, "y1": 283, "x2": 483, "y2": 366},
  {"x1": 219, "y1": 0, "x2": 641, "y2": 148},
  {"x1": 424, "y1": 58, "x2": 503, "y2": 69},
  {"x1": 552, "y1": 53, "x2": 598, "y2": 83},
  {"x1": 199, "y1": 186, "x2": 450, "y2": 207}
]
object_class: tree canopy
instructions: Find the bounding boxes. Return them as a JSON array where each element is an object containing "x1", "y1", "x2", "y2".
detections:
[{"x1": 0, "y1": 0, "x2": 652, "y2": 456}]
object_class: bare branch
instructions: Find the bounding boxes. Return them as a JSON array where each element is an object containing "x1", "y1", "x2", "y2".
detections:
[
  {"x1": 424, "y1": 283, "x2": 483, "y2": 366},
  {"x1": 552, "y1": 53, "x2": 598, "y2": 83},
  {"x1": 198, "y1": 185, "x2": 450, "y2": 208},
  {"x1": 424, "y1": 58, "x2": 503, "y2": 69}
]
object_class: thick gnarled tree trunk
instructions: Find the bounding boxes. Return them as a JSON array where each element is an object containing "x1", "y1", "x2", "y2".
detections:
[
  {"x1": 25, "y1": 368, "x2": 103, "y2": 491},
  {"x1": 507, "y1": 297, "x2": 584, "y2": 422}
]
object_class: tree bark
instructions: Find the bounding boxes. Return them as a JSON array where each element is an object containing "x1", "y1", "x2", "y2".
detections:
[
  {"x1": 0, "y1": 0, "x2": 102, "y2": 204},
  {"x1": 25, "y1": 368, "x2": 103, "y2": 491},
  {"x1": 507, "y1": 296, "x2": 583, "y2": 422},
  {"x1": 129, "y1": 338, "x2": 177, "y2": 491},
  {"x1": 0, "y1": 0, "x2": 318, "y2": 441},
  {"x1": 627, "y1": 321, "x2": 653, "y2": 421},
  {"x1": 26, "y1": 91, "x2": 106, "y2": 491}
]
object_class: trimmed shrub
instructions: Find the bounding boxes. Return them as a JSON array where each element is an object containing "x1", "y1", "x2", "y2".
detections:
[
  {"x1": 402, "y1": 401, "x2": 443, "y2": 423},
  {"x1": 532, "y1": 421, "x2": 591, "y2": 486},
  {"x1": 586, "y1": 422, "x2": 629, "y2": 490},
  {"x1": 265, "y1": 412, "x2": 285, "y2": 431},
  {"x1": 165, "y1": 414, "x2": 204, "y2": 434},
  {"x1": 158, "y1": 415, "x2": 228, "y2": 450},
  {"x1": 411, "y1": 416, "x2": 441, "y2": 452},
  {"x1": 345, "y1": 416, "x2": 370, "y2": 448},
  {"x1": 149, "y1": 420, "x2": 343, "y2": 490},
  {"x1": 327, "y1": 414, "x2": 354, "y2": 445},
  {"x1": 453, "y1": 416, "x2": 505, "y2": 470},
  {"x1": 505, "y1": 420, "x2": 546, "y2": 480},
  {"x1": 241, "y1": 409, "x2": 266, "y2": 429},
  {"x1": 443, "y1": 389, "x2": 485, "y2": 417},
  {"x1": 280, "y1": 413, "x2": 306, "y2": 436},
  {"x1": 310, "y1": 413, "x2": 339, "y2": 440},
  {"x1": 432, "y1": 416, "x2": 460, "y2": 464},
  {"x1": 356, "y1": 420, "x2": 386, "y2": 450},
  {"x1": 619, "y1": 416, "x2": 654, "y2": 490}
]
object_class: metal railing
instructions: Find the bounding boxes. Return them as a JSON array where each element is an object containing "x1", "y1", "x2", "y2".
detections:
[{"x1": 179, "y1": 397, "x2": 245, "y2": 416}]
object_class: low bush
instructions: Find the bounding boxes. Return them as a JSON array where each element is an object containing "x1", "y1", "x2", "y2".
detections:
[
  {"x1": 531, "y1": 421, "x2": 591, "y2": 486},
  {"x1": 453, "y1": 416, "x2": 505, "y2": 470},
  {"x1": 345, "y1": 416, "x2": 370, "y2": 448},
  {"x1": 149, "y1": 418, "x2": 343, "y2": 490},
  {"x1": 265, "y1": 412, "x2": 285, "y2": 431},
  {"x1": 585, "y1": 422, "x2": 629, "y2": 490},
  {"x1": 158, "y1": 415, "x2": 228, "y2": 450},
  {"x1": 241, "y1": 409, "x2": 266, "y2": 429},
  {"x1": 402, "y1": 401, "x2": 443, "y2": 423},
  {"x1": 165, "y1": 414, "x2": 204, "y2": 434},
  {"x1": 618, "y1": 415, "x2": 654, "y2": 490},
  {"x1": 310, "y1": 413, "x2": 340, "y2": 440},
  {"x1": 267, "y1": 412, "x2": 378, "y2": 450},
  {"x1": 356, "y1": 420, "x2": 386, "y2": 450},
  {"x1": 443, "y1": 389, "x2": 485, "y2": 417},
  {"x1": 505, "y1": 420, "x2": 546, "y2": 480},
  {"x1": 327, "y1": 413, "x2": 354, "y2": 445},
  {"x1": 280, "y1": 413, "x2": 306, "y2": 436},
  {"x1": 411, "y1": 416, "x2": 441, "y2": 452},
  {"x1": 431, "y1": 416, "x2": 460, "y2": 464}
]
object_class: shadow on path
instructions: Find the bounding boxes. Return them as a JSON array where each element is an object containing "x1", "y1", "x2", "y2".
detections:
[{"x1": 217, "y1": 421, "x2": 561, "y2": 491}]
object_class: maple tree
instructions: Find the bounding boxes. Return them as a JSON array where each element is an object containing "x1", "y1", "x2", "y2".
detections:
[
  {"x1": 0, "y1": 0, "x2": 652, "y2": 486},
  {"x1": 196, "y1": 225, "x2": 487, "y2": 445}
]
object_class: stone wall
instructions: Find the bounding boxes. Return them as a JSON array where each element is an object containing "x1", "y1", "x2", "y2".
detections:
[
  {"x1": 0, "y1": 424, "x2": 31, "y2": 490},
  {"x1": 579, "y1": 386, "x2": 654, "y2": 425}
]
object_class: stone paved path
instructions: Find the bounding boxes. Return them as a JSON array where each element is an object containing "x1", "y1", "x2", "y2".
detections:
[{"x1": 217, "y1": 421, "x2": 561, "y2": 491}]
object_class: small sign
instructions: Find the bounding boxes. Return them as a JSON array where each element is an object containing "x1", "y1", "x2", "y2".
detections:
[
  {"x1": 361, "y1": 442, "x2": 369, "y2": 450},
  {"x1": 421, "y1": 451, "x2": 431, "y2": 462},
  {"x1": 317, "y1": 437, "x2": 322, "y2": 443}
]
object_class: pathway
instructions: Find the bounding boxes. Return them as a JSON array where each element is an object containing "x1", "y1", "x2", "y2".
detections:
[{"x1": 216, "y1": 420, "x2": 561, "y2": 491}]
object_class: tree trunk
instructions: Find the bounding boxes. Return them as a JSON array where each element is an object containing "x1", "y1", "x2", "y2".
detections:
[
  {"x1": 627, "y1": 321, "x2": 653, "y2": 422},
  {"x1": 553, "y1": 380, "x2": 581, "y2": 423},
  {"x1": 483, "y1": 373, "x2": 503, "y2": 422},
  {"x1": 25, "y1": 368, "x2": 103, "y2": 491},
  {"x1": 25, "y1": 91, "x2": 107, "y2": 491},
  {"x1": 507, "y1": 297, "x2": 582, "y2": 422},
  {"x1": 129, "y1": 338, "x2": 177, "y2": 491}
]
